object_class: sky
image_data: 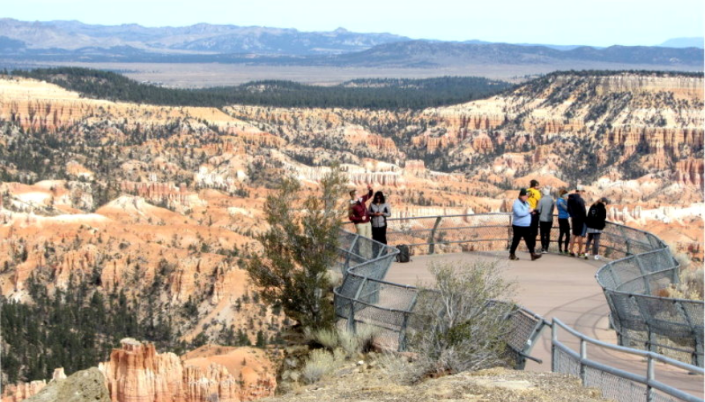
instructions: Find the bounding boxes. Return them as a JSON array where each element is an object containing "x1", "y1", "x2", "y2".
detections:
[{"x1": 4, "y1": 0, "x2": 704, "y2": 47}]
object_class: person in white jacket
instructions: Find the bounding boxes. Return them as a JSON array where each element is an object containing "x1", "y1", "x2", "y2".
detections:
[{"x1": 368, "y1": 191, "x2": 391, "y2": 245}]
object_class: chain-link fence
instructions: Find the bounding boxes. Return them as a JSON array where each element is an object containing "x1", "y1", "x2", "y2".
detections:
[
  {"x1": 379, "y1": 213, "x2": 703, "y2": 366},
  {"x1": 335, "y1": 213, "x2": 703, "y2": 400},
  {"x1": 333, "y1": 218, "x2": 548, "y2": 369},
  {"x1": 594, "y1": 225, "x2": 704, "y2": 367}
]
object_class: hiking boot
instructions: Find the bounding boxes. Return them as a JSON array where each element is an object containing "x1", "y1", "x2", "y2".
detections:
[
  {"x1": 531, "y1": 253, "x2": 542, "y2": 261},
  {"x1": 509, "y1": 254, "x2": 519, "y2": 261}
]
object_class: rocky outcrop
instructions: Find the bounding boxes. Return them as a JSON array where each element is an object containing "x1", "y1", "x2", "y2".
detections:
[
  {"x1": 97, "y1": 339, "x2": 276, "y2": 402},
  {"x1": 7, "y1": 368, "x2": 109, "y2": 402}
]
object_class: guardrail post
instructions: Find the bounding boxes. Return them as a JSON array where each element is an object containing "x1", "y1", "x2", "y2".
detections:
[
  {"x1": 580, "y1": 338, "x2": 588, "y2": 386},
  {"x1": 398, "y1": 292, "x2": 419, "y2": 351},
  {"x1": 344, "y1": 236, "x2": 358, "y2": 272},
  {"x1": 675, "y1": 300, "x2": 703, "y2": 367},
  {"x1": 507, "y1": 214, "x2": 513, "y2": 250},
  {"x1": 646, "y1": 354, "x2": 655, "y2": 402},
  {"x1": 428, "y1": 216, "x2": 442, "y2": 254},
  {"x1": 633, "y1": 255, "x2": 652, "y2": 295},
  {"x1": 348, "y1": 277, "x2": 368, "y2": 333},
  {"x1": 551, "y1": 321, "x2": 558, "y2": 372},
  {"x1": 617, "y1": 225, "x2": 632, "y2": 256}
]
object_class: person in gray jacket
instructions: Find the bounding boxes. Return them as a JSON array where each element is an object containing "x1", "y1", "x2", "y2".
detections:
[
  {"x1": 537, "y1": 187, "x2": 555, "y2": 254},
  {"x1": 369, "y1": 191, "x2": 391, "y2": 245}
]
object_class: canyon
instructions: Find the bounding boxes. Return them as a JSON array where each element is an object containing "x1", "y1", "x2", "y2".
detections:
[{"x1": 0, "y1": 70, "x2": 702, "y2": 401}]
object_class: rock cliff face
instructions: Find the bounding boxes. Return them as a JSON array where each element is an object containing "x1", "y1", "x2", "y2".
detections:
[
  {"x1": 100, "y1": 340, "x2": 275, "y2": 402},
  {"x1": 2, "y1": 341, "x2": 276, "y2": 402},
  {"x1": 16, "y1": 368, "x2": 108, "y2": 402}
]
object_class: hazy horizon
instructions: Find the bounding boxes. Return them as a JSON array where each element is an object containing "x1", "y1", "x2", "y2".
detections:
[{"x1": 3, "y1": 0, "x2": 703, "y2": 48}]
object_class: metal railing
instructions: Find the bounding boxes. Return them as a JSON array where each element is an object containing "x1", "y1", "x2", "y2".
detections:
[
  {"x1": 381, "y1": 213, "x2": 703, "y2": 366},
  {"x1": 552, "y1": 318, "x2": 703, "y2": 402},
  {"x1": 334, "y1": 212, "x2": 703, "y2": 401},
  {"x1": 594, "y1": 225, "x2": 704, "y2": 367},
  {"x1": 333, "y1": 226, "x2": 549, "y2": 369}
]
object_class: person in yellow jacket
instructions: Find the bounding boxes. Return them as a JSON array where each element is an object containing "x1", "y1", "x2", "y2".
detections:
[{"x1": 527, "y1": 180, "x2": 542, "y2": 241}]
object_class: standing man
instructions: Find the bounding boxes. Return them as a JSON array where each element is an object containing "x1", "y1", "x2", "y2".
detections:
[
  {"x1": 349, "y1": 183, "x2": 374, "y2": 238},
  {"x1": 567, "y1": 185, "x2": 587, "y2": 257},
  {"x1": 537, "y1": 187, "x2": 555, "y2": 253},
  {"x1": 510, "y1": 189, "x2": 542, "y2": 261}
]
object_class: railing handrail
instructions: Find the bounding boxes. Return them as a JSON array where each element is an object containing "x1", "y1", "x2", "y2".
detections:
[
  {"x1": 553, "y1": 318, "x2": 703, "y2": 375},
  {"x1": 552, "y1": 318, "x2": 703, "y2": 402},
  {"x1": 335, "y1": 213, "x2": 703, "y2": 400}
]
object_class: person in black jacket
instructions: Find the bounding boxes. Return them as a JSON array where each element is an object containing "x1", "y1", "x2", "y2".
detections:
[
  {"x1": 585, "y1": 197, "x2": 608, "y2": 260},
  {"x1": 567, "y1": 186, "x2": 587, "y2": 257}
]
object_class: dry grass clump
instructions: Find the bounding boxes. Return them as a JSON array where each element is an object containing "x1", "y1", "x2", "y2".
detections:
[
  {"x1": 667, "y1": 267, "x2": 704, "y2": 301},
  {"x1": 299, "y1": 325, "x2": 380, "y2": 384},
  {"x1": 302, "y1": 349, "x2": 338, "y2": 384}
]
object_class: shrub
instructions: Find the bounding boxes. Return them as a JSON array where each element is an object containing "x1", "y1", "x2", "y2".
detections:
[
  {"x1": 301, "y1": 349, "x2": 336, "y2": 384},
  {"x1": 405, "y1": 259, "x2": 515, "y2": 381}
]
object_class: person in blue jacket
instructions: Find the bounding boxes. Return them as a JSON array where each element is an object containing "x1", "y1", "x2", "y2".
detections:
[
  {"x1": 556, "y1": 188, "x2": 571, "y2": 254},
  {"x1": 510, "y1": 189, "x2": 542, "y2": 261}
]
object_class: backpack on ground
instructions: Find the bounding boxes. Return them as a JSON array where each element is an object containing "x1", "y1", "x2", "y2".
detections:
[{"x1": 396, "y1": 244, "x2": 410, "y2": 263}]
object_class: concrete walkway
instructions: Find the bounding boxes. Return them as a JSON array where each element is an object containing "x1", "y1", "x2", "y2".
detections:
[{"x1": 386, "y1": 250, "x2": 704, "y2": 399}]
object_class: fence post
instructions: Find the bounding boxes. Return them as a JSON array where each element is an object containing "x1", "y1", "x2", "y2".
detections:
[
  {"x1": 551, "y1": 322, "x2": 558, "y2": 372},
  {"x1": 675, "y1": 300, "x2": 703, "y2": 367},
  {"x1": 507, "y1": 214, "x2": 513, "y2": 250},
  {"x1": 428, "y1": 216, "x2": 442, "y2": 254},
  {"x1": 399, "y1": 292, "x2": 419, "y2": 351},
  {"x1": 617, "y1": 225, "x2": 632, "y2": 256},
  {"x1": 646, "y1": 354, "x2": 655, "y2": 402},
  {"x1": 344, "y1": 236, "x2": 358, "y2": 271},
  {"x1": 348, "y1": 277, "x2": 367, "y2": 333},
  {"x1": 580, "y1": 338, "x2": 587, "y2": 386},
  {"x1": 633, "y1": 254, "x2": 652, "y2": 295}
]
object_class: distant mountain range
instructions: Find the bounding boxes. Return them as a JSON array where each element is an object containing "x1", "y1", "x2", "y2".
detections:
[
  {"x1": 0, "y1": 18, "x2": 702, "y2": 70},
  {"x1": 659, "y1": 37, "x2": 705, "y2": 48}
]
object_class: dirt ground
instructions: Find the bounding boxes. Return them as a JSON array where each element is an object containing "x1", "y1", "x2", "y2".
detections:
[{"x1": 263, "y1": 356, "x2": 609, "y2": 402}]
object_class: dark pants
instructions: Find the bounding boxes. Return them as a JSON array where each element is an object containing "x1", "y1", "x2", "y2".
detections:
[
  {"x1": 510, "y1": 225, "x2": 535, "y2": 255},
  {"x1": 558, "y1": 218, "x2": 570, "y2": 251},
  {"x1": 586, "y1": 233, "x2": 601, "y2": 255},
  {"x1": 372, "y1": 225, "x2": 387, "y2": 245},
  {"x1": 530, "y1": 213, "x2": 539, "y2": 238},
  {"x1": 539, "y1": 221, "x2": 553, "y2": 251}
]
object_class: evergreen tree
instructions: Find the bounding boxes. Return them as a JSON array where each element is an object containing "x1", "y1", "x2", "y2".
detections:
[{"x1": 245, "y1": 165, "x2": 346, "y2": 332}]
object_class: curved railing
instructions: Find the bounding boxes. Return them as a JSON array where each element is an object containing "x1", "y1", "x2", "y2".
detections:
[
  {"x1": 335, "y1": 213, "x2": 703, "y2": 365},
  {"x1": 594, "y1": 225, "x2": 704, "y2": 366},
  {"x1": 333, "y1": 214, "x2": 550, "y2": 369},
  {"x1": 333, "y1": 213, "x2": 703, "y2": 401},
  {"x1": 552, "y1": 318, "x2": 704, "y2": 402}
]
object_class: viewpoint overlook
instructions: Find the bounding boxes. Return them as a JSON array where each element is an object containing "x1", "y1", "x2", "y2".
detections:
[{"x1": 0, "y1": 65, "x2": 702, "y2": 402}]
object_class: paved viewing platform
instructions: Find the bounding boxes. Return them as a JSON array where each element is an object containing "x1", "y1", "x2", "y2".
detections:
[{"x1": 386, "y1": 250, "x2": 705, "y2": 399}]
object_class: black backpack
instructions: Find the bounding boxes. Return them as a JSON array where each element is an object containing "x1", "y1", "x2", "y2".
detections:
[{"x1": 396, "y1": 245, "x2": 410, "y2": 263}]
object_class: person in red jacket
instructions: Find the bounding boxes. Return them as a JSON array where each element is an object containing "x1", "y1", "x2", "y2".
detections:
[{"x1": 349, "y1": 184, "x2": 373, "y2": 238}]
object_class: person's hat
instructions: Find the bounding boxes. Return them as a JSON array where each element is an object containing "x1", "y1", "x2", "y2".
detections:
[
  {"x1": 519, "y1": 188, "x2": 528, "y2": 196},
  {"x1": 600, "y1": 197, "x2": 609, "y2": 204},
  {"x1": 576, "y1": 185, "x2": 585, "y2": 191}
]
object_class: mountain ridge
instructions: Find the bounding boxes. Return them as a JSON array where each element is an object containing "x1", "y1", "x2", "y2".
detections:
[{"x1": 0, "y1": 18, "x2": 702, "y2": 71}]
